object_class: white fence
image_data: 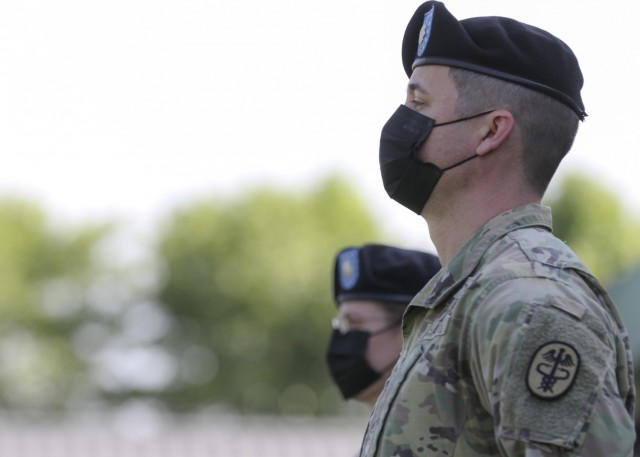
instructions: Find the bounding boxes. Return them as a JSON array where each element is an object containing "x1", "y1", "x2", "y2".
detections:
[{"x1": 0, "y1": 412, "x2": 368, "y2": 457}]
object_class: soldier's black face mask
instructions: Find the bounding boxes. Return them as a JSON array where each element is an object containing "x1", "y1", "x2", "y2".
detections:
[
  {"x1": 379, "y1": 105, "x2": 494, "y2": 214},
  {"x1": 326, "y1": 323, "x2": 399, "y2": 400}
]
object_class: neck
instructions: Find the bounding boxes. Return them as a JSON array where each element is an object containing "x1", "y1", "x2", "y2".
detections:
[{"x1": 424, "y1": 180, "x2": 540, "y2": 266}]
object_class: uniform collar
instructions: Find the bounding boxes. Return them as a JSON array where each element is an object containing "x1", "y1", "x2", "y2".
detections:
[{"x1": 412, "y1": 203, "x2": 552, "y2": 310}]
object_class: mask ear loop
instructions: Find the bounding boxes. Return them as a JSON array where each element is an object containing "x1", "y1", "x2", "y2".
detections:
[
  {"x1": 411, "y1": 109, "x2": 495, "y2": 161},
  {"x1": 435, "y1": 110, "x2": 496, "y2": 172},
  {"x1": 433, "y1": 109, "x2": 495, "y2": 127},
  {"x1": 441, "y1": 153, "x2": 480, "y2": 172},
  {"x1": 369, "y1": 318, "x2": 403, "y2": 376},
  {"x1": 370, "y1": 318, "x2": 403, "y2": 337}
]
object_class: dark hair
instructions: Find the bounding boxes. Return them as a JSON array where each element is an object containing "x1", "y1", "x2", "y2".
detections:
[{"x1": 449, "y1": 68, "x2": 579, "y2": 195}]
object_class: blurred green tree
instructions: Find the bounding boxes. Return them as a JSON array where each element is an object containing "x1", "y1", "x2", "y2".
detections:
[
  {"x1": 544, "y1": 172, "x2": 640, "y2": 284},
  {"x1": 0, "y1": 197, "x2": 111, "y2": 411},
  {"x1": 152, "y1": 175, "x2": 383, "y2": 415}
]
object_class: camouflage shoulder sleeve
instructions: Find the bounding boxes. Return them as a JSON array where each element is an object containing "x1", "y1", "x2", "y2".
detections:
[{"x1": 469, "y1": 278, "x2": 635, "y2": 457}]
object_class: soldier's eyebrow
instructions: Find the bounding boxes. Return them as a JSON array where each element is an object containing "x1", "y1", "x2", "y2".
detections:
[{"x1": 407, "y1": 82, "x2": 430, "y2": 96}]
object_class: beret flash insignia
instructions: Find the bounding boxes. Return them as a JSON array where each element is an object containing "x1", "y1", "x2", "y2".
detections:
[
  {"x1": 417, "y1": 8, "x2": 434, "y2": 57},
  {"x1": 338, "y1": 248, "x2": 359, "y2": 291}
]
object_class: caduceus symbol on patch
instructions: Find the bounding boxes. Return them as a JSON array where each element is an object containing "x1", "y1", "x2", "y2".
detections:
[{"x1": 536, "y1": 348, "x2": 575, "y2": 393}]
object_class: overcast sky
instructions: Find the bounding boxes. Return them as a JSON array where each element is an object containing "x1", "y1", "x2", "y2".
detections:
[{"x1": 1, "y1": 0, "x2": 638, "y2": 250}]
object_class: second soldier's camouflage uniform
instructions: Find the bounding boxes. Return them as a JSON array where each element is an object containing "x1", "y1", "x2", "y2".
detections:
[{"x1": 359, "y1": 204, "x2": 635, "y2": 456}]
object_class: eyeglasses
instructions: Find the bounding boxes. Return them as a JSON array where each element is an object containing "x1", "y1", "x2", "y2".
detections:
[{"x1": 331, "y1": 314, "x2": 392, "y2": 334}]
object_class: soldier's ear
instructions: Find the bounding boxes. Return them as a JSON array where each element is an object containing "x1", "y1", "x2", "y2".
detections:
[{"x1": 475, "y1": 110, "x2": 514, "y2": 156}]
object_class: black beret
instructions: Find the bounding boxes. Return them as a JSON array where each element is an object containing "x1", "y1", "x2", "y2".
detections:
[
  {"x1": 402, "y1": 1, "x2": 586, "y2": 120},
  {"x1": 333, "y1": 244, "x2": 441, "y2": 305}
]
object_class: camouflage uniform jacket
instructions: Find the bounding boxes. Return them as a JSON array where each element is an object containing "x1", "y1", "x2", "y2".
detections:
[{"x1": 359, "y1": 204, "x2": 635, "y2": 456}]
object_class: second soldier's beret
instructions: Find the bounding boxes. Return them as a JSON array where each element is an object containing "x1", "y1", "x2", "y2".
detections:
[
  {"x1": 402, "y1": 1, "x2": 586, "y2": 120},
  {"x1": 333, "y1": 244, "x2": 441, "y2": 305}
]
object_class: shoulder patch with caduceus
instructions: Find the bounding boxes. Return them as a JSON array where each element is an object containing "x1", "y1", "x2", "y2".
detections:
[{"x1": 526, "y1": 341, "x2": 580, "y2": 400}]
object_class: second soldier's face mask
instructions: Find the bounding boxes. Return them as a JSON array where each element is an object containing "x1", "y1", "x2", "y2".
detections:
[
  {"x1": 325, "y1": 329, "x2": 381, "y2": 399},
  {"x1": 379, "y1": 104, "x2": 494, "y2": 214},
  {"x1": 325, "y1": 321, "x2": 400, "y2": 400}
]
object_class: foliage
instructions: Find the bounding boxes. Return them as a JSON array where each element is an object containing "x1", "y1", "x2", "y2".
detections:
[
  {"x1": 545, "y1": 172, "x2": 640, "y2": 284},
  {"x1": 150, "y1": 175, "x2": 383, "y2": 414},
  {"x1": 5, "y1": 171, "x2": 637, "y2": 416},
  {"x1": 0, "y1": 197, "x2": 111, "y2": 411}
]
